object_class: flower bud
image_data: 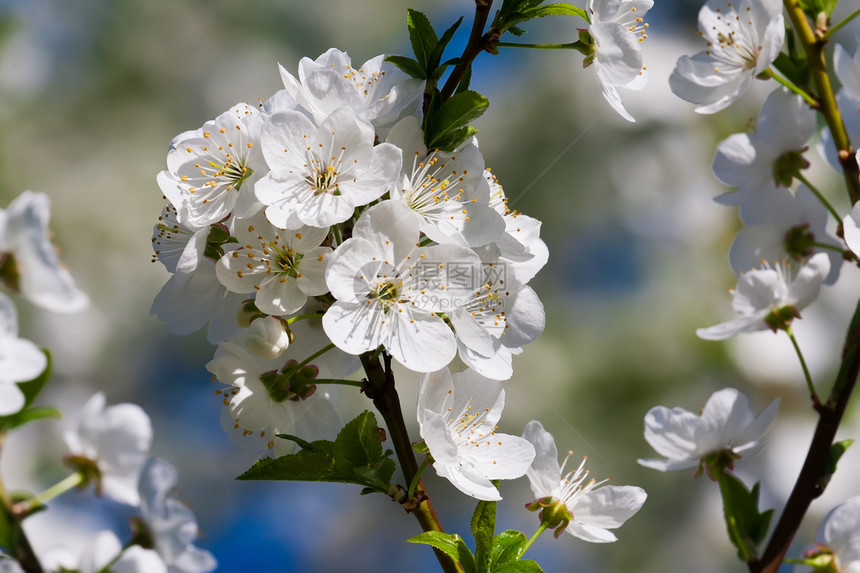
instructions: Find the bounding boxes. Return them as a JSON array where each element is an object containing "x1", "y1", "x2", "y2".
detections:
[
  {"x1": 525, "y1": 496, "x2": 572, "y2": 537},
  {"x1": 245, "y1": 316, "x2": 290, "y2": 360}
]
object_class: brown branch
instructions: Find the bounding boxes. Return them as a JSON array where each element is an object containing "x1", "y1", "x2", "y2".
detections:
[
  {"x1": 360, "y1": 352, "x2": 462, "y2": 573},
  {"x1": 439, "y1": 0, "x2": 498, "y2": 101},
  {"x1": 749, "y1": 300, "x2": 860, "y2": 572}
]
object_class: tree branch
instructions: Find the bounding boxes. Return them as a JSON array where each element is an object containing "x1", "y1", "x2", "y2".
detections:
[
  {"x1": 440, "y1": 0, "x2": 498, "y2": 101},
  {"x1": 750, "y1": 300, "x2": 860, "y2": 572}
]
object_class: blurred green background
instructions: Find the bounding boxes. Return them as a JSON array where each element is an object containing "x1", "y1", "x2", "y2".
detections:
[{"x1": 1, "y1": 0, "x2": 859, "y2": 571}]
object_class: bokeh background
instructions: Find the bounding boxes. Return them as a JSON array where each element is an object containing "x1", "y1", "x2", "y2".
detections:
[{"x1": 1, "y1": 0, "x2": 859, "y2": 571}]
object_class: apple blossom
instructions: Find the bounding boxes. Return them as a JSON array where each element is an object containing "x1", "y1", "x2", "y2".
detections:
[
  {"x1": 158, "y1": 102, "x2": 265, "y2": 228},
  {"x1": 417, "y1": 368, "x2": 535, "y2": 501},
  {"x1": 76, "y1": 531, "x2": 166, "y2": 573},
  {"x1": 585, "y1": 0, "x2": 653, "y2": 122},
  {"x1": 522, "y1": 420, "x2": 646, "y2": 542},
  {"x1": 0, "y1": 191, "x2": 88, "y2": 313},
  {"x1": 0, "y1": 559, "x2": 22, "y2": 573},
  {"x1": 669, "y1": 0, "x2": 784, "y2": 113},
  {"x1": 322, "y1": 200, "x2": 481, "y2": 372},
  {"x1": 696, "y1": 252, "x2": 830, "y2": 340},
  {"x1": 239, "y1": 315, "x2": 291, "y2": 360},
  {"x1": 638, "y1": 387, "x2": 779, "y2": 475},
  {"x1": 0, "y1": 292, "x2": 47, "y2": 416},
  {"x1": 279, "y1": 48, "x2": 424, "y2": 137},
  {"x1": 64, "y1": 393, "x2": 153, "y2": 506},
  {"x1": 255, "y1": 107, "x2": 401, "y2": 229},
  {"x1": 215, "y1": 212, "x2": 331, "y2": 315},
  {"x1": 137, "y1": 458, "x2": 217, "y2": 573},
  {"x1": 712, "y1": 88, "x2": 816, "y2": 222},
  {"x1": 820, "y1": 39, "x2": 860, "y2": 170}
]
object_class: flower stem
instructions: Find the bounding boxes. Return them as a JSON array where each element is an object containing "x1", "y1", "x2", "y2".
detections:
[
  {"x1": 286, "y1": 313, "x2": 323, "y2": 325},
  {"x1": 520, "y1": 522, "x2": 549, "y2": 558},
  {"x1": 28, "y1": 472, "x2": 85, "y2": 508},
  {"x1": 0, "y1": 441, "x2": 44, "y2": 573},
  {"x1": 785, "y1": 327, "x2": 818, "y2": 403},
  {"x1": 823, "y1": 5, "x2": 860, "y2": 40},
  {"x1": 811, "y1": 241, "x2": 845, "y2": 253},
  {"x1": 750, "y1": 300, "x2": 860, "y2": 573},
  {"x1": 408, "y1": 457, "x2": 431, "y2": 501},
  {"x1": 496, "y1": 41, "x2": 578, "y2": 49},
  {"x1": 783, "y1": 0, "x2": 860, "y2": 204},
  {"x1": 296, "y1": 343, "x2": 335, "y2": 370},
  {"x1": 795, "y1": 172, "x2": 842, "y2": 221},
  {"x1": 768, "y1": 69, "x2": 819, "y2": 108},
  {"x1": 359, "y1": 351, "x2": 462, "y2": 573}
]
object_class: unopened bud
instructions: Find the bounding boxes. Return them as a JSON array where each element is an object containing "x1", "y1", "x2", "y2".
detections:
[{"x1": 245, "y1": 316, "x2": 290, "y2": 360}]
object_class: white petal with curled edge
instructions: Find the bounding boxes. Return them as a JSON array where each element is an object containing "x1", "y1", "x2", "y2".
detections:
[{"x1": 522, "y1": 420, "x2": 562, "y2": 497}]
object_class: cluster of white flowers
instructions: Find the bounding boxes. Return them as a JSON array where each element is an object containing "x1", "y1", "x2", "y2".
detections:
[
  {"x1": 148, "y1": 47, "x2": 651, "y2": 545},
  {"x1": 151, "y1": 47, "x2": 550, "y2": 452}
]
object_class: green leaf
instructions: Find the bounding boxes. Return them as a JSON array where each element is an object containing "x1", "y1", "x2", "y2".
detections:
[
  {"x1": 522, "y1": 3, "x2": 589, "y2": 20},
  {"x1": 471, "y1": 498, "x2": 497, "y2": 573},
  {"x1": 426, "y1": 91, "x2": 488, "y2": 150},
  {"x1": 408, "y1": 532, "x2": 477, "y2": 573},
  {"x1": 238, "y1": 412, "x2": 395, "y2": 495},
  {"x1": 333, "y1": 410, "x2": 383, "y2": 470},
  {"x1": 506, "y1": 25, "x2": 528, "y2": 37},
  {"x1": 495, "y1": 561, "x2": 544, "y2": 573},
  {"x1": 430, "y1": 125, "x2": 479, "y2": 153},
  {"x1": 407, "y1": 9, "x2": 438, "y2": 70},
  {"x1": 430, "y1": 16, "x2": 463, "y2": 70},
  {"x1": 384, "y1": 55, "x2": 427, "y2": 80},
  {"x1": 489, "y1": 530, "x2": 527, "y2": 568},
  {"x1": 0, "y1": 406, "x2": 61, "y2": 433},
  {"x1": 798, "y1": 0, "x2": 838, "y2": 18},
  {"x1": 718, "y1": 473, "x2": 773, "y2": 562},
  {"x1": 0, "y1": 506, "x2": 13, "y2": 550},
  {"x1": 820, "y1": 439, "x2": 853, "y2": 491},
  {"x1": 16, "y1": 350, "x2": 52, "y2": 409}
]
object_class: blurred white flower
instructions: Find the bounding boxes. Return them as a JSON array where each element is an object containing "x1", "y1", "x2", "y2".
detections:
[
  {"x1": 696, "y1": 252, "x2": 830, "y2": 340},
  {"x1": 796, "y1": 495, "x2": 860, "y2": 572},
  {"x1": 586, "y1": 0, "x2": 653, "y2": 122},
  {"x1": 844, "y1": 199, "x2": 860, "y2": 258},
  {"x1": 523, "y1": 420, "x2": 646, "y2": 542},
  {"x1": 138, "y1": 458, "x2": 216, "y2": 573},
  {"x1": 712, "y1": 88, "x2": 816, "y2": 222},
  {"x1": 638, "y1": 387, "x2": 778, "y2": 474},
  {"x1": 669, "y1": 0, "x2": 784, "y2": 113},
  {"x1": 0, "y1": 191, "x2": 89, "y2": 313},
  {"x1": 79, "y1": 531, "x2": 166, "y2": 573},
  {"x1": 0, "y1": 558, "x2": 23, "y2": 573},
  {"x1": 820, "y1": 37, "x2": 860, "y2": 170},
  {"x1": 417, "y1": 368, "x2": 535, "y2": 501},
  {"x1": 0, "y1": 292, "x2": 47, "y2": 415},
  {"x1": 64, "y1": 393, "x2": 153, "y2": 506}
]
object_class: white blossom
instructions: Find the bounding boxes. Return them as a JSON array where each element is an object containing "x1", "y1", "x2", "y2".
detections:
[
  {"x1": 322, "y1": 200, "x2": 481, "y2": 372},
  {"x1": 638, "y1": 387, "x2": 779, "y2": 472},
  {"x1": 279, "y1": 48, "x2": 424, "y2": 137},
  {"x1": 0, "y1": 558, "x2": 24, "y2": 573},
  {"x1": 64, "y1": 393, "x2": 153, "y2": 506},
  {"x1": 240, "y1": 315, "x2": 291, "y2": 360},
  {"x1": 206, "y1": 323, "x2": 342, "y2": 456},
  {"x1": 669, "y1": 0, "x2": 784, "y2": 113},
  {"x1": 385, "y1": 116, "x2": 505, "y2": 247},
  {"x1": 844, "y1": 199, "x2": 860, "y2": 259},
  {"x1": 138, "y1": 458, "x2": 217, "y2": 573},
  {"x1": 523, "y1": 420, "x2": 646, "y2": 542},
  {"x1": 712, "y1": 88, "x2": 816, "y2": 221},
  {"x1": 0, "y1": 191, "x2": 88, "y2": 312},
  {"x1": 586, "y1": 0, "x2": 653, "y2": 122},
  {"x1": 696, "y1": 252, "x2": 830, "y2": 340},
  {"x1": 798, "y1": 496, "x2": 860, "y2": 572},
  {"x1": 728, "y1": 185, "x2": 842, "y2": 284},
  {"x1": 0, "y1": 292, "x2": 47, "y2": 415},
  {"x1": 215, "y1": 211, "x2": 331, "y2": 315},
  {"x1": 256, "y1": 107, "x2": 401, "y2": 229},
  {"x1": 821, "y1": 38, "x2": 860, "y2": 170},
  {"x1": 417, "y1": 368, "x2": 535, "y2": 501},
  {"x1": 158, "y1": 102, "x2": 265, "y2": 228}
]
